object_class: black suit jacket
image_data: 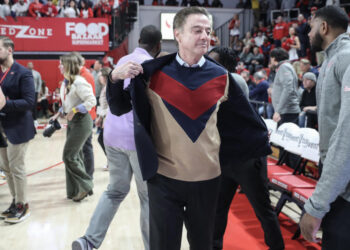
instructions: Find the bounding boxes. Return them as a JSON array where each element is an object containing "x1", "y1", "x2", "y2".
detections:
[
  {"x1": 107, "y1": 53, "x2": 272, "y2": 180},
  {"x1": 0, "y1": 61, "x2": 36, "y2": 145}
]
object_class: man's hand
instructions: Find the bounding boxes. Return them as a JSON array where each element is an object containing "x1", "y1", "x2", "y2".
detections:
[
  {"x1": 0, "y1": 87, "x2": 5, "y2": 110},
  {"x1": 300, "y1": 213, "x2": 322, "y2": 243},
  {"x1": 95, "y1": 116, "x2": 103, "y2": 128},
  {"x1": 110, "y1": 61, "x2": 143, "y2": 82},
  {"x1": 273, "y1": 112, "x2": 281, "y2": 122}
]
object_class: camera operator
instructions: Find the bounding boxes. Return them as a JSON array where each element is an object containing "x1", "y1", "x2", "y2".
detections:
[
  {"x1": 52, "y1": 53, "x2": 96, "y2": 202},
  {"x1": 0, "y1": 36, "x2": 35, "y2": 224}
]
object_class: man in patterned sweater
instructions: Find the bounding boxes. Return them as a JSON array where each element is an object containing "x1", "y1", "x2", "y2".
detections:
[{"x1": 107, "y1": 7, "x2": 271, "y2": 250}]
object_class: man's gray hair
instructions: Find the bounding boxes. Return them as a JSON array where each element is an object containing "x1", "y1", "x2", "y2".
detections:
[
  {"x1": 173, "y1": 7, "x2": 210, "y2": 31},
  {"x1": 254, "y1": 71, "x2": 266, "y2": 81}
]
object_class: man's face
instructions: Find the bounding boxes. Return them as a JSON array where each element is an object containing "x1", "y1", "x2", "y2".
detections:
[
  {"x1": 94, "y1": 61, "x2": 102, "y2": 71},
  {"x1": 0, "y1": 41, "x2": 10, "y2": 65},
  {"x1": 270, "y1": 57, "x2": 278, "y2": 67},
  {"x1": 300, "y1": 62, "x2": 309, "y2": 72},
  {"x1": 308, "y1": 18, "x2": 324, "y2": 52},
  {"x1": 174, "y1": 14, "x2": 211, "y2": 60},
  {"x1": 303, "y1": 78, "x2": 315, "y2": 90}
]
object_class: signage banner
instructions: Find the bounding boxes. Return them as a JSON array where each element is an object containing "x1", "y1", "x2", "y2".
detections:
[{"x1": 0, "y1": 17, "x2": 109, "y2": 51}]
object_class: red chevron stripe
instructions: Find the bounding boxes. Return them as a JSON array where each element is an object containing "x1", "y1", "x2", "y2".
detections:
[{"x1": 149, "y1": 71, "x2": 227, "y2": 120}]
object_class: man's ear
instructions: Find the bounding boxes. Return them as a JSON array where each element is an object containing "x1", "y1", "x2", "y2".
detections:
[
  {"x1": 319, "y1": 21, "x2": 329, "y2": 36},
  {"x1": 174, "y1": 28, "x2": 181, "y2": 44}
]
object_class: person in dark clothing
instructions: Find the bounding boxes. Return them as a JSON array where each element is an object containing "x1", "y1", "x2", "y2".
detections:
[
  {"x1": 297, "y1": 14, "x2": 311, "y2": 58},
  {"x1": 299, "y1": 72, "x2": 317, "y2": 128},
  {"x1": 208, "y1": 46, "x2": 284, "y2": 250},
  {"x1": 211, "y1": 0, "x2": 223, "y2": 8}
]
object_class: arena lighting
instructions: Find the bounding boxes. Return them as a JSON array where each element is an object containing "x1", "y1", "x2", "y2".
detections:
[{"x1": 160, "y1": 12, "x2": 213, "y2": 40}]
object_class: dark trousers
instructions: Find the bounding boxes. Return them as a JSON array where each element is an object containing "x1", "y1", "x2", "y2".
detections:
[
  {"x1": 32, "y1": 92, "x2": 38, "y2": 120},
  {"x1": 278, "y1": 113, "x2": 299, "y2": 127},
  {"x1": 83, "y1": 134, "x2": 94, "y2": 178},
  {"x1": 147, "y1": 174, "x2": 221, "y2": 250},
  {"x1": 97, "y1": 128, "x2": 106, "y2": 155},
  {"x1": 322, "y1": 197, "x2": 350, "y2": 250},
  {"x1": 213, "y1": 157, "x2": 284, "y2": 250}
]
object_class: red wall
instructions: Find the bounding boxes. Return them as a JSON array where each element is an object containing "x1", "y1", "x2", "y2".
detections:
[{"x1": 16, "y1": 59, "x2": 96, "y2": 92}]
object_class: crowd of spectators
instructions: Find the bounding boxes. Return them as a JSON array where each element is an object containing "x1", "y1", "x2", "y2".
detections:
[
  {"x1": 0, "y1": 0, "x2": 124, "y2": 20},
  {"x1": 225, "y1": 0, "x2": 350, "y2": 130}
]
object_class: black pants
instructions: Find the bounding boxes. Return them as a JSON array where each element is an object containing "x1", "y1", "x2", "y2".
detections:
[
  {"x1": 278, "y1": 113, "x2": 299, "y2": 127},
  {"x1": 322, "y1": 197, "x2": 350, "y2": 250},
  {"x1": 213, "y1": 157, "x2": 284, "y2": 250},
  {"x1": 82, "y1": 134, "x2": 94, "y2": 178},
  {"x1": 147, "y1": 174, "x2": 221, "y2": 250}
]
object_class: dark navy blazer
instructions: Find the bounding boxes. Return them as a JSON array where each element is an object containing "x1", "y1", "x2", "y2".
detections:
[
  {"x1": 0, "y1": 61, "x2": 36, "y2": 144},
  {"x1": 107, "y1": 53, "x2": 272, "y2": 180}
]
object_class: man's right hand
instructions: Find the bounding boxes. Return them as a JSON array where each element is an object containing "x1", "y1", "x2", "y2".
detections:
[{"x1": 110, "y1": 61, "x2": 143, "y2": 82}]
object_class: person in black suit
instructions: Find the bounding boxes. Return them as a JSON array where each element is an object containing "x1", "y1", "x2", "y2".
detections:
[{"x1": 0, "y1": 36, "x2": 35, "y2": 224}]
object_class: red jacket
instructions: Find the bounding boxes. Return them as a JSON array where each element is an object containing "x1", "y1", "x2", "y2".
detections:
[
  {"x1": 41, "y1": 4, "x2": 58, "y2": 17},
  {"x1": 273, "y1": 22, "x2": 288, "y2": 40},
  {"x1": 28, "y1": 2, "x2": 43, "y2": 17}
]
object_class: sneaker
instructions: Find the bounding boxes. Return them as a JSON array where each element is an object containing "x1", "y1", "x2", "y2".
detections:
[
  {"x1": 34, "y1": 120, "x2": 39, "y2": 128},
  {"x1": 102, "y1": 165, "x2": 108, "y2": 171},
  {"x1": 72, "y1": 237, "x2": 94, "y2": 250},
  {"x1": 72, "y1": 191, "x2": 89, "y2": 202},
  {"x1": 0, "y1": 199, "x2": 15, "y2": 219},
  {"x1": 5, "y1": 203, "x2": 30, "y2": 224}
]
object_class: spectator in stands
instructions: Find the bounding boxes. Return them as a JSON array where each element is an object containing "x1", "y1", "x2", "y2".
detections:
[
  {"x1": 270, "y1": 48, "x2": 300, "y2": 125},
  {"x1": 261, "y1": 37, "x2": 272, "y2": 66},
  {"x1": 56, "y1": 0, "x2": 65, "y2": 17},
  {"x1": 242, "y1": 31, "x2": 252, "y2": 46},
  {"x1": 310, "y1": 6, "x2": 318, "y2": 17},
  {"x1": 209, "y1": 30, "x2": 220, "y2": 51},
  {"x1": 64, "y1": 0, "x2": 79, "y2": 17},
  {"x1": 79, "y1": 0, "x2": 93, "y2": 18},
  {"x1": 296, "y1": 14, "x2": 310, "y2": 58},
  {"x1": 250, "y1": 70, "x2": 269, "y2": 104},
  {"x1": 38, "y1": 81, "x2": 49, "y2": 118},
  {"x1": 235, "y1": 60, "x2": 246, "y2": 74},
  {"x1": 165, "y1": 0, "x2": 178, "y2": 5},
  {"x1": 93, "y1": 0, "x2": 111, "y2": 19},
  {"x1": 249, "y1": 46, "x2": 264, "y2": 74},
  {"x1": 0, "y1": 0, "x2": 11, "y2": 21},
  {"x1": 27, "y1": 62, "x2": 42, "y2": 127},
  {"x1": 208, "y1": 46, "x2": 285, "y2": 250},
  {"x1": 273, "y1": 15, "x2": 289, "y2": 47},
  {"x1": 280, "y1": 0, "x2": 295, "y2": 10},
  {"x1": 239, "y1": 45, "x2": 253, "y2": 66},
  {"x1": 300, "y1": 6, "x2": 350, "y2": 247},
  {"x1": 233, "y1": 39, "x2": 244, "y2": 54},
  {"x1": 211, "y1": 0, "x2": 223, "y2": 8},
  {"x1": 41, "y1": 0, "x2": 58, "y2": 17},
  {"x1": 228, "y1": 14, "x2": 240, "y2": 47},
  {"x1": 251, "y1": 0, "x2": 260, "y2": 25},
  {"x1": 241, "y1": 70, "x2": 255, "y2": 91},
  {"x1": 287, "y1": 26, "x2": 301, "y2": 61},
  {"x1": 255, "y1": 31, "x2": 266, "y2": 47},
  {"x1": 11, "y1": 0, "x2": 28, "y2": 17},
  {"x1": 28, "y1": 0, "x2": 42, "y2": 18},
  {"x1": 300, "y1": 58, "x2": 319, "y2": 77},
  {"x1": 298, "y1": 72, "x2": 317, "y2": 128}
]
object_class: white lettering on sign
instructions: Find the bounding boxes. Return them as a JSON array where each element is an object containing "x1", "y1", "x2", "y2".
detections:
[
  {"x1": 0, "y1": 25, "x2": 53, "y2": 38},
  {"x1": 66, "y1": 22, "x2": 109, "y2": 46}
]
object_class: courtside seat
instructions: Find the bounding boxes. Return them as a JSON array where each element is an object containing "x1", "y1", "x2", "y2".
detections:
[
  {"x1": 267, "y1": 165, "x2": 293, "y2": 180},
  {"x1": 270, "y1": 174, "x2": 316, "y2": 192},
  {"x1": 292, "y1": 187, "x2": 315, "y2": 207}
]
